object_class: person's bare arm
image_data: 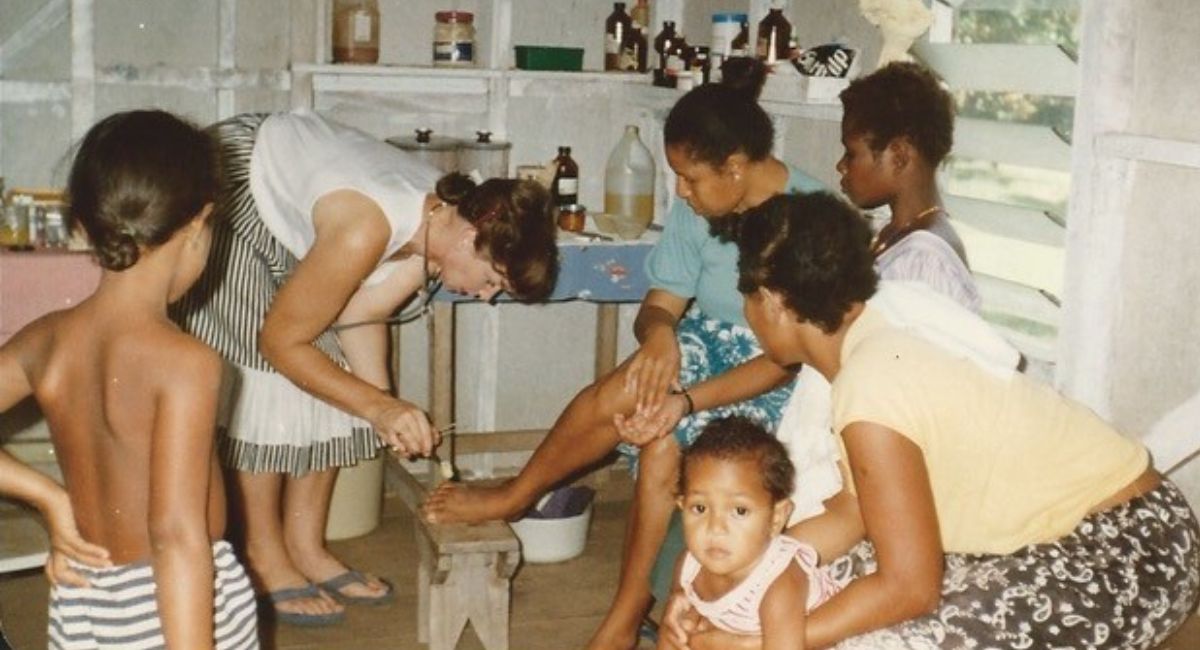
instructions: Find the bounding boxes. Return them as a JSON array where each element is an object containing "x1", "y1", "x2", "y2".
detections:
[
  {"x1": 804, "y1": 421, "x2": 943, "y2": 647},
  {"x1": 626, "y1": 289, "x2": 690, "y2": 413},
  {"x1": 259, "y1": 190, "x2": 435, "y2": 455},
  {"x1": 785, "y1": 464, "x2": 866, "y2": 563},
  {"x1": 0, "y1": 320, "x2": 111, "y2": 583},
  {"x1": 336, "y1": 255, "x2": 425, "y2": 391},
  {"x1": 148, "y1": 341, "x2": 223, "y2": 648},
  {"x1": 760, "y1": 562, "x2": 809, "y2": 650}
]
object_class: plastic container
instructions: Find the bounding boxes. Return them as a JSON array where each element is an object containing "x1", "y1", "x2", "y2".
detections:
[
  {"x1": 513, "y1": 46, "x2": 584, "y2": 71},
  {"x1": 509, "y1": 487, "x2": 594, "y2": 563},
  {"x1": 459, "y1": 131, "x2": 512, "y2": 179},
  {"x1": 386, "y1": 128, "x2": 462, "y2": 174},
  {"x1": 324, "y1": 456, "x2": 383, "y2": 540},
  {"x1": 604, "y1": 125, "x2": 655, "y2": 230},
  {"x1": 332, "y1": 0, "x2": 380, "y2": 64}
]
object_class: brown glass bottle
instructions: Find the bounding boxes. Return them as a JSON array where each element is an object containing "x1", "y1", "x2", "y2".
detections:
[
  {"x1": 618, "y1": 28, "x2": 649, "y2": 72},
  {"x1": 552, "y1": 146, "x2": 579, "y2": 207},
  {"x1": 756, "y1": 8, "x2": 792, "y2": 64},
  {"x1": 653, "y1": 21, "x2": 679, "y2": 72},
  {"x1": 730, "y1": 20, "x2": 750, "y2": 57},
  {"x1": 605, "y1": 3, "x2": 633, "y2": 72}
]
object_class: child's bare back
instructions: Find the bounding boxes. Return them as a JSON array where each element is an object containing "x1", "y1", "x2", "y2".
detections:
[{"x1": 13, "y1": 296, "x2": 226, "y2": 565}]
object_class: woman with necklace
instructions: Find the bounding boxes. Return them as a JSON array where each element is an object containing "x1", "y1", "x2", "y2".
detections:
[
  {"x1": 838, "y1": 61, "x2": 981, "y2": 311},
  {"x1": 170, "y1": 108, "x2": 559, "y2": 627}
]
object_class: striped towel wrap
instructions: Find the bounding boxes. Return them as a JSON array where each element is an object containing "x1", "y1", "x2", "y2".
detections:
[{"x1": 47, "y1": 540, "x2": 259, "y2": 649}]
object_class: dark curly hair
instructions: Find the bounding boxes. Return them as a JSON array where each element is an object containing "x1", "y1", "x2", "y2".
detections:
[
  {"x1": 839, "y1": 61, "x2": 955, "y2": 167},
  {"x1": 736, "y1": 192, "x2": 878, "y2": 333},
  {"x1": 663, "y1": 57, "x2": 773, "y2": 167},
  {"x1": 434, "y1": 172, "x2": 559, "y2": 302},
  {"x1": 679, "y1": 416, "x2": 794, "y2": 503},
  {"x1": 68, "y1": 110, "x2": 218, "y2": 271}
]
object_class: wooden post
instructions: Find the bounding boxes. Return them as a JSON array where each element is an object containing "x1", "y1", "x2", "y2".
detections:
[{"x1": 594, "y1": 303, "x2": 620, "y2": 379}]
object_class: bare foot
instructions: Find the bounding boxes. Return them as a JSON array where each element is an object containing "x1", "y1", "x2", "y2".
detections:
[{"x1": 421, "y1": 479, "x2": 528, "y2": 524}]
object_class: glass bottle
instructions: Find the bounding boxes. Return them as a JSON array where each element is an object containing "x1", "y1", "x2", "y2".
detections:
[
  {"x1": 731, "y1": 20, "x2": 750, "y2": 58},
  {"x1": 756, "y1": 7, "x2": 792, "y2": 64},
  {"x1": 605, "y1": 3, "x2": 633, "y2": 72},
  {"x1": 618, "y1": 23, "x2": 648, "y2": 72},
  {"x1": 332, "y1": 0, "x2": 381, "y2": 64},
  {"x1": 653, "y1": 21, "x2": 679, "y2": 72},
  {"x1": 604, "y1": 125, "x2": 656, "y2": 230},
  {"x1": 552, "y1": 146, "x2": 579, "y2": 207}
]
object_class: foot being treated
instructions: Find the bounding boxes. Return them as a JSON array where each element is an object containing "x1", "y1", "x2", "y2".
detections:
[{"x1": 421, "y1": 479, "x2": 529, "y2": 524}]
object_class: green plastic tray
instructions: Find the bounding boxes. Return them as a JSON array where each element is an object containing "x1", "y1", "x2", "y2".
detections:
[{"x1": 514, "y1": 46, "x2": 584, "y2": 72}]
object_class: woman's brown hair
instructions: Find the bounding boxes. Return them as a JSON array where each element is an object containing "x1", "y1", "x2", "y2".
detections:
[{"x1": 435, "y1": 173, "x2": 559, "y2": 302}]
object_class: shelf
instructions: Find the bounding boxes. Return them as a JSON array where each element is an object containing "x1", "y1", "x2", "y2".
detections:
[{"x1": 1095, "y1": 133, "x2": 1200, "y2": 170}]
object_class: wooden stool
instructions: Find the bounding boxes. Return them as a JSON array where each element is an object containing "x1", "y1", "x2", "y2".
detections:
[{"x1": 394, "y1": 467, "x2": 519, "y2": 650}]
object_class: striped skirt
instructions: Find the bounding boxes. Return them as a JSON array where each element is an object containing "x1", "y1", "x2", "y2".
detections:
[
  {"x1": 828, "y1": 481, "x2": 1200, "y2": 649},
  {"x1": 169, "y1": 113, "x2": 379, "y2": 476},
  {"x1": 48, "y1": 540, "x2": 259, "y2": 650}
]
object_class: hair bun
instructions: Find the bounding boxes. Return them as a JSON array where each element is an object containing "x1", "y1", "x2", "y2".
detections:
[
  {"x1": 435, "y1": 172, "x2": 478, "y2": 205},
  {"x1": 719, "y1": 57, "x2": 769, "y2": 100},
  {"x1": 95, "y1": 232, "x2": 140, "y2": 270}
]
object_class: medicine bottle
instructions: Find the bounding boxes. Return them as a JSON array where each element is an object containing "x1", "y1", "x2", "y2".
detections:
[
  {"x1": 552, "y1": 147, "x2": 579, "y2": 207},
  {"x1": 756, "y1": 7, "x2": 792, "y2": 64},
  {"x1": 332, "y1": 0, "x2": 380, "y2": 64},
  {"x1": 433, "y1": 11, "x2": 475, "y2": 67},
  {"x1": 605, "y1": 3, "x2": 633, "y2": 71}
]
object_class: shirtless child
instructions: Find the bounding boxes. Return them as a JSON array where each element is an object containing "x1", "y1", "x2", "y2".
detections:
[{"x1": 0, "y1": 110, "x2": 258, "y2": 649}]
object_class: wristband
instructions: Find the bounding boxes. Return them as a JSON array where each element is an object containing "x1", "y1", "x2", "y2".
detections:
[{"x1": 674, "y1": 387, "x2": 695, "y2": 416}]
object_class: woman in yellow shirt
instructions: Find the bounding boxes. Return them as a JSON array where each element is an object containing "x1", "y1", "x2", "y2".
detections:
[{"x1": 661, "y1": 192, "x2": 1200, "y2": 650}]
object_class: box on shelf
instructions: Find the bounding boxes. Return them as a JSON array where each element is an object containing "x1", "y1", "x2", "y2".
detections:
[
  {"x1": 514, "y1": 46, "x2": 584, "y2": 72},
  {"x1": 761, "y1": 66, "x2": 851, "y2": 105}
]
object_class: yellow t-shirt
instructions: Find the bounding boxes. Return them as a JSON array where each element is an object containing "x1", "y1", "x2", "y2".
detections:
[{"x1": 831, "y1": 307, "x2": 1148, "y2": 555}]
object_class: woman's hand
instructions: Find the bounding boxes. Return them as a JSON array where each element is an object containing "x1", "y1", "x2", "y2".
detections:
[
  {"x1": 41, "y1": 491, "x2": 110, "y2": 587},
  {"x1": 624, "y1": 329, "x2": 683, "y2": 414},
  {"x1": 370, "y1": 397, "x2": 440, "y2": 457},
  {"x1": 613, "y1": 392, "x2": 688, "y2": 447}
]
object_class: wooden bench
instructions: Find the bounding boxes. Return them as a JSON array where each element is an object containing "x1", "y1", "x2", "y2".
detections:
[{"x1": 393, "y1": 466, "x2": 520, "y2": 650}]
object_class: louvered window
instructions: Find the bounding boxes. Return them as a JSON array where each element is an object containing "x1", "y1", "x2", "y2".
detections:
[{"x1": 916, "y1": 0, "x2": 1080, "y2": 379}]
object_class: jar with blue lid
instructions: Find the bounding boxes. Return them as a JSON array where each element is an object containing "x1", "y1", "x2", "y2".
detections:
[{"x1": 711, "y1": 12, "x2": 749, "y2": 62}]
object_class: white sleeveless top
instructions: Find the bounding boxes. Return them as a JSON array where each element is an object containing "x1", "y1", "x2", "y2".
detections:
[
  {"x1": 875, "y1": 230, "x2": 981, "y2": 312},
  {"x1": 680, "y1": 535, "x2": 840, "y2": 635},
  {"x1": 248, "y1": 108, "x2": 441, "y2": 285}
]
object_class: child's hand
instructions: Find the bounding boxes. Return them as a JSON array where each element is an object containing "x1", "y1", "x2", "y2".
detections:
[
  {"x1": 659, "y1": 592, "x2": 700, "y2": 649},
  {"x1": 42, "y1": 492, "x2": 110, "y2": 587}
]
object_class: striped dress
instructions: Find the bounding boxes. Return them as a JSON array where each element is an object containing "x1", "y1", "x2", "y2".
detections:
[
  {"x1": 169, "y1": 113, "x2": 380, "y2": 476},
  {"x1": 47, "y1": 540, "x2": 258, "y2": 649}
]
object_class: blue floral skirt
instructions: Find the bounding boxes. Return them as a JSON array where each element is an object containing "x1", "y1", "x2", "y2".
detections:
[{"x1": 619, "y1": 306, "x2": 796, "y2": 470}]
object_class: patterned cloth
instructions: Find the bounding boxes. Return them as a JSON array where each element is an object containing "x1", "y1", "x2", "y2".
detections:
[
  {"x1": 169, "y1": 113, "x2": 379, "y2": 476},
  {"x1": 827, "y1": 481, "x2": 1200, "y2": 649},
  {"x1": 619, "y1": 306, "x2": 796, "y2": 470},
  {"x1": 48, "y1": 541, "x2": 258, "y2": 650}
]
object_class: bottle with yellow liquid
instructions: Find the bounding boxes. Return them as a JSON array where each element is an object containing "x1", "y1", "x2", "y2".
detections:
[{"x1": 604, "y1": 125, "x2": 655, "y2": 231}]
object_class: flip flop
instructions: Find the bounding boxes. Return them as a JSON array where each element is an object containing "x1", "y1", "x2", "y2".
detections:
[
  {"x1": 260, "y1": 583, "x2": 346, "y2": 627},
  {"x1": 317, "y1": 570, "x2": 395, "y2": 606}
]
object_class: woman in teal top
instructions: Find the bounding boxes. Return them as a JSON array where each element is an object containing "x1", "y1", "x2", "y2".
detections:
[{"x1": 424, "y1": 58, "x2": 822, "y2": 649}]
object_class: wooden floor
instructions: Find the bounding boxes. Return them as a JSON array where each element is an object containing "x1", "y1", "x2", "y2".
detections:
[{"x1": 2, "y1": 479, "x2": 1200, "y2": 649}]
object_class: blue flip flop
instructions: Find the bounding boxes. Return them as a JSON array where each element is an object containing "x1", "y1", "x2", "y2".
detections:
[
  {"x1": 261, "y1": 583, "x2": 345, "y2": 627},
  {"x1": 317, "y1": 570, "x2": 395, "y2": 606}
]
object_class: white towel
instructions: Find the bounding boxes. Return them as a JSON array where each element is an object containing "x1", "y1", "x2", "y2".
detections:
[{"x1": 780, "y1": 281, "x2": 1021, "y2": 525}]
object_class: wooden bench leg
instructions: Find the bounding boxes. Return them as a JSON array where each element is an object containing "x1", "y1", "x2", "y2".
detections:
[{"x1": 419, "y1": 547, "x2": 519, "y2": 650}]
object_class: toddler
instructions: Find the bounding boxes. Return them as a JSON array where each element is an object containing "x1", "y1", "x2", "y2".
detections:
[{"x1": 663, "y1": 416, "x2": 840, "y2": 649}]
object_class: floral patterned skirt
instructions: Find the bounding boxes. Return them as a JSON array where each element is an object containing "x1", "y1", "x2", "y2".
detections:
[
  {"x1": 828, "y1": 480, "x2": 1200, "y2": 649},
  {"x1": 619, "y1": 306, "x2": 796, "y2": 471}
]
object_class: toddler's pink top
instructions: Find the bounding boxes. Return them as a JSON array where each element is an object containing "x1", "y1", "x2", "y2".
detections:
[{"x1": 680, "y1": 535, "x2": 840, "y2": 635}]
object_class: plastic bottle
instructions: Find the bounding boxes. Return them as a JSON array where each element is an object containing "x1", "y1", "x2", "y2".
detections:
[
  {"x1": 756, "y1": 7, "x2": 792, "y2": 64},
  {"x1": 605, "y1": 3, "x2": 633, "y2": 72},
  {"x1": 332, "y1": 0, "x2": 380, "y2": 64},
  {"x1": 552, "y1": 146, "x2": 579, "y2": 207},
  {"x1": 604, "y1": 125, "x2": 656, "y2": 229}
]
